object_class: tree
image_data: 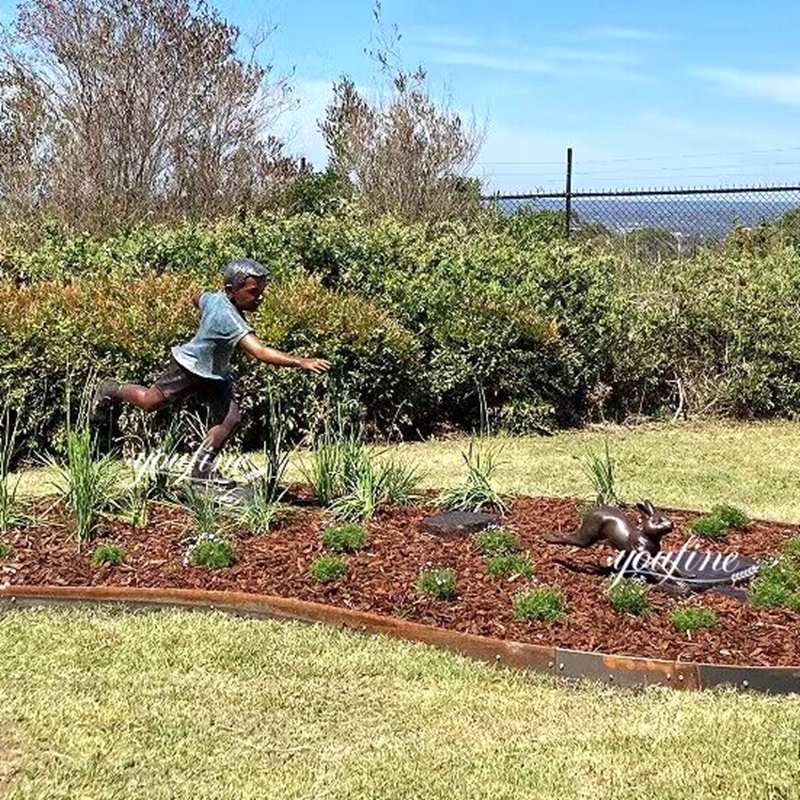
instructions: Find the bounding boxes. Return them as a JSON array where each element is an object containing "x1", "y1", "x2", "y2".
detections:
[
  {"x1": 320, "y1": 4, "x2": 484, "y2": 223},
  {"x1": 0, "y1": 0, "x2": 295, "y2": 233}
]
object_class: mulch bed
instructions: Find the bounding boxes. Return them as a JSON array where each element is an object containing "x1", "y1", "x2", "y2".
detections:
[{"x1": 3, "y1": 494, "x2": 800, "y2": 667}]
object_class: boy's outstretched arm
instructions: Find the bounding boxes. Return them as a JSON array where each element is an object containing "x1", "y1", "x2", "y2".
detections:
[{"x1": 239, "y1": 333, "x2": 331, "y2": 374}]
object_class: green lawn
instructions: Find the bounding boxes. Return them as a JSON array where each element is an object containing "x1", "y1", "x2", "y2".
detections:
[
  {"x1": 4, "y1": 419, "x2": 800, "y2": 799},
  {"x1": 17, "y1": 417, "x2": 800, "y2": 520},
  {"x1": 1, "y1": 607, "x2": 799, "y2": 800}
]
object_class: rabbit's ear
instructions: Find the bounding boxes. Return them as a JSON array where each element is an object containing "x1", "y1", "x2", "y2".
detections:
[
  {"x1": 635, "y1": 501, "x2": 650, "y2": 516},
  {"x1": 644, "y1": 499, "x2": 656, "y2": 516}
]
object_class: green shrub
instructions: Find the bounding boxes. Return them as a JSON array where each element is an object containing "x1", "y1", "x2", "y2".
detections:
[
  {"x1": 710, "y1": 504, "x2": 749, "y2": 530},
  {"x1": 787, "y1": 593, "x2": 800, "y2": 613},
  {"x1": 322, "y1": 523, "x2": 367, "y2": 553},
  {"x1": 186, "y1": 532, "x2": 234, "y2": 570},
  {"x1": 91, "y1": 543, "x2": 125, "y2": 567},
  {"x1": 513, "y1": 587, "x2": 565, "y2": 623},
  {"x1": 473, "y1": 527, "x2": 520, "y2": 556},
  {"x1": 607, "y1": 577, "x2": 650, "y2": 617},
  {"x1": 670, "y1": 606, "x2": 718, "y2": 633},
  {"x1": 749, "y1": 560, "x2": 799, "y2": 608},
  {"x1": 0, "y1": 541, "x2": 12, "y2": 559},
  {"x1": 689, "y1": 514, "x2": 729, "y2": 542},
  {"x1": 309, "y1": 555, "x2": 349, "y2": 583},
  {"x1": 783, "y1": 537, "x2": 800, "y2": 561},
  {"x1": 582, "y1": 439, "x2": 621, "y2": 507},
  {"x1": 486, "y1": 553, "x2": 534, "y2": 579},
  {"x1": 0, "y1": 404, "x2": 26, "y2": 533},
  {"x1": 415, "y1": 567, "x2": 458, "y2": 600}
]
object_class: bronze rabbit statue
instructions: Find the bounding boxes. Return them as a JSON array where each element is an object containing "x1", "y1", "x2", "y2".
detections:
[{"x1": 545, "y1": 500, "x2": 673, "y2": 557}]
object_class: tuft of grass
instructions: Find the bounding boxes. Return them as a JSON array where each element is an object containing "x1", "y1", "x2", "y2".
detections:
[
  {"x1": 486, "y1": 553, "x2": 534, "y2": 579},
  {"x1": 91, "y1": 543, "x2": 125, "y2": 567},
  {"x1": 44, "y1": 427, "x2": 123, "y2": 543},
  {"x1": 185, "y1": 532, "x2": 234, "y2": 570},
  {"x1": 513, "y1": 586, "x2": 565, "y2": 623},
  {"x1": 581, "y1": 439, "x2": 621, "y2": 507},
  {"x1": 473, "y1": 526, "x2": 520, "y2": 557},
  {"x1": 183, "y1": 483, "x2": 221, "y2": 534},
  {"x1": 689, "y1": 513, "x2": 729, "y2": 542},
  {"x1": 322, "y1": 523, "x2": 367, "y2": 554},
  {"x1": 0, "y1": 541, "x2": 12, "y2": 559},
  {"x1": 415, "y1": 567, "x2": 458, "y2": 600},
  {"x1": 607, "y1": 577, "x2": 650, "y2": 617},
  {"x1": 670, "y1": 605, "x2": 718, "y2": 634},
  {"x1": 710, "y1": 504, "x2": 749, "y2": 530},
  {"x1": 437, "y1": 440, "x2": 507, "y2": 513},
  {"x1": 0, "y1": 404, "x2": 27, "y2": 534},
  {"x1": 309, "y1": 555, "x2": 349, "y2": 583}
]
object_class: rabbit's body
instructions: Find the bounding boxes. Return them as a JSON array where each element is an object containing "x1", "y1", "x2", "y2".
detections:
[{"x1": 545, "y1": 501, "x2": 672, "y2": 557}]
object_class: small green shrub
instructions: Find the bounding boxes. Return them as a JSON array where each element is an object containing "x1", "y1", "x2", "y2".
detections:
[
  {"x1": 749, "y1": 560, "x2": 798, "y2": 608},
  {"x1": 437, "y1": 441, "x2": 507, "y2": 513},
  {"x1": 581, "y1": 439, "x2": 621, "y2": 506},
  {"x1": 415, "y1": 567, "x2": 458, "y2": 600},
  {"x1": 607, "y1": 577, "x2": 650, "y2": 617},
  {"x1": 0, "y1": 541, "x2": 12, "y2": 559},
  {"x1": 486, "y1": 553, "x2": 534, "y2": 579},
  {"x1": 513, "y1": 586, "x2": 565, "y2": 623},
  {"x1": 309, "y1": 554, "x2": 349, "y2": 583},
  {"x1": 710, "y1": 504, "x2": 749, "y2": 530},
  {"x1": 689, "y1": 513, "x2": 729, "y2": 542},
  {"x1": 670, "y1": 606, "x2": 718, "y2": 633},
  {"x1": 183, "y1": 484, "x2": 221, "y2": 534},
  {"x1": 783, "y1": 537, "x2": 800, "y2": 561},
  {"x1": 91, "y1": 543, "x2": 125, "y2": 567},
  {"x1": 787, "y1": 593, "x2": 800, "y2": 613},
  {"x1": 322, "y1": 523, "x2": 367, "y2": 553},
  {"x1": 0, "y1": 404, "x2": 26, "y2": 534},
  {"x1": 186, "y1": 532, "x2": 234, "y2": 570},
  {"x1": 473, "y1": 527, "x2": 520, "y2": 556}
]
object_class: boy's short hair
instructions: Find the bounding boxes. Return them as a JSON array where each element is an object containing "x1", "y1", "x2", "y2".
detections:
[{"x1": 222, "y1": 258, "x2": 269, "y2": 290}]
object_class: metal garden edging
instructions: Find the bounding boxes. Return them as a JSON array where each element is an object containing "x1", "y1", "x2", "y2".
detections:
[{"x1": 2, "y1": 585, "x2": 798, "y2": 695}]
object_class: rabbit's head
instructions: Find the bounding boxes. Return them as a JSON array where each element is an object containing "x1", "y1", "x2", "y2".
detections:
[{"x1": 636, "y1": 499, "x2": 673, "y2": 543}]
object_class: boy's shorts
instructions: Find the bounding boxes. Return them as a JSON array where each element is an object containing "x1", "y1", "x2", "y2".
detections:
[{"x1": 151, "y1": 356, "x2": 237, "y2": 425}]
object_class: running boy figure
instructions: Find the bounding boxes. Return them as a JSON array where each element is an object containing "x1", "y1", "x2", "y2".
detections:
[{"x1": 91, "y1": 258, "x2": 331, "y2": 481}]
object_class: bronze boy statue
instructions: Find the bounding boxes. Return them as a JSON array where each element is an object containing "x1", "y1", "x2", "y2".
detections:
[{"x1": 91, "y1": 258, "x2": 331, "y2": 482}]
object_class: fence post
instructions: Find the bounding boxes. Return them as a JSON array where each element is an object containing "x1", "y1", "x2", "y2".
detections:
[{"x1": 565, "y1": 146, "x2": 573, "y2": 238}]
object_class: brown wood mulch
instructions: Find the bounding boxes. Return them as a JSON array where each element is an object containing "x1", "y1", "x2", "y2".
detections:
[{"x1": 3, "y1": 495, "x2": 799, "y2": 667}]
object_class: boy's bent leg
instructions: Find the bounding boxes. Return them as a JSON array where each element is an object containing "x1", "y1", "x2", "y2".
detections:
[{"x1": 190, "y1": 378, "x2": 241, "y2": 480}]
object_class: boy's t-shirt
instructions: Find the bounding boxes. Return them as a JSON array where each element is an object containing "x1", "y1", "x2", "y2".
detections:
[{"x1": 171, "y1": 291, "x2": 253, "y2": 380}]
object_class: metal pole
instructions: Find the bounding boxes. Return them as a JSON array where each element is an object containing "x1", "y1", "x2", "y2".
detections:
[{"x1": 565, "y1": 147, "x2": 573, "y2": 238}]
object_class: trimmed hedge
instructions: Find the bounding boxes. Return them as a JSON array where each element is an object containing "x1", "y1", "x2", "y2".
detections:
[{"x1": 6, "y1": 208, "x2": 800, "y2": 460}]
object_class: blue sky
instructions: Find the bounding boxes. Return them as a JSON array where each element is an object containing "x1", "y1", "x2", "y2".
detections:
[{"x1": 3, "y1": 0, "x2": 800, "y2": 191}]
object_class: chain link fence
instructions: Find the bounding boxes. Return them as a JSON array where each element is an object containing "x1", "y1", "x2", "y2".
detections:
[{"x1": 483, "y1": 185, "x2": 800, "y2": 255}]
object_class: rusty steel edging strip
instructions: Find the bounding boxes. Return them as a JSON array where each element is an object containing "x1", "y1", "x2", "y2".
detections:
[{"x1": 1, "y1": 585, "x2": 798, "y2": 695}]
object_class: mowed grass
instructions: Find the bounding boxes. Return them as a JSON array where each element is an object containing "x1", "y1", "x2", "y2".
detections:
[
  {"x1": 1, "y1": 607, "x2": 799, "y2": 800},
  {"x1": 14, "y1": 418, "x2": 800, "y2": 521}
]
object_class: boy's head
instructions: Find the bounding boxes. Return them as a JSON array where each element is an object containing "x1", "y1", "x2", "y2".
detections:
[{"x1": 222, "y1": 258, "x2": 268, "y2": 311}]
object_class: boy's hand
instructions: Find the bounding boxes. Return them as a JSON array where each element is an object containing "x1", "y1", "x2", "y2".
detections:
[{"x1": 299, "y1": 357, "x2": 332, "y2": 374}]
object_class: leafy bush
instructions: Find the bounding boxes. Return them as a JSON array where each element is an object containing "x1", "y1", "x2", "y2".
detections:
[
  {"x1": 415, "y1": 567, "x2": 458, "y2": 600},
  {"x1": 749, "y1": 560, "x2": 799, "y2": 608},
  {"x1": 185, "y1": 532, "x2": 235, "y2": 570},
  {"x1": 710, "y1": 504, "x2": 749, "y2": 530},
  {"x1": 91, "y1": 543, "x2": 125, "y2": 567},
  {"x1": 438, "y1": 440, "x2": 507, "y2": 513},
  {"x1": 689, "y1": 514, "x2": 729, "y2": 542},
  {"x1": 309, "y1": 555, "x2": 349, "y2": 583},
  {"x1": 322, "y1": 523, "x2": 367, "y2": 553},
  {"x1": 607, "y1": 577, "x2": 650, "y2": 617},
  {"x1": 486, "y1": 553, "x2": 534, "y2": 579},
  {"x1": 473, "y1": 527, "x2": 520, "y2": 556},
  {"x1": 782, "y1": 537, "x2": 800, "y2": 561},
  {"x1": 513, "y1": 586, "x2": 565, "y2": 623},
  {"x1": 670, "y1": 606, "x2": 718, "y2": 633},
  {"x1": 0, "y1": 542, "x2": 12, "y2": 559}
]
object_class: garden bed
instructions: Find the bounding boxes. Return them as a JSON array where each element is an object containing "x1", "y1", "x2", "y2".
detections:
[{"x1": 3, "y1": 495, "x2": 800, "y2": 668}]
